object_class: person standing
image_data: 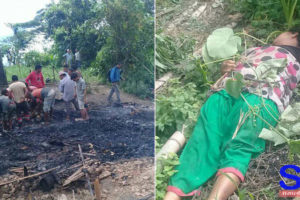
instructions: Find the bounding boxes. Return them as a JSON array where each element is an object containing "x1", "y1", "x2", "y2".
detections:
[
  {"x1": 25, "y1": 65, "x2": 45, "y2": 89},
  {"x1": 59, "y1": 71, "x2": 79, "y2": 120},
  {"x1": 63, "y1": 49, "x2": 73, "y2": 67},
  {"x1": 8, "y1": 75, "x2": 29, "y2": 126},
  {"x1": 32, "y1": 87, "x2": 56, "y2": 124},
  {"x1": 107, "y1": 63, "x2": 123, "y2": 105},
  {"x1": 75, "y1": 49, "x2": 81, "y2": 68},
  {"x1": 71, "y1": 73, "x2": 89, "y2": 121},
  {"x1": 0, "y1": 89, "x2": 16, "y2": 132}
]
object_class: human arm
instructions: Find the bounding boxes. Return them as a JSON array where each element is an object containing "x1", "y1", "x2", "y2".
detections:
[
  {"x1": 7, "y1": 88, "x2": 14, "y2": 100},
  {"x1": 82, "y1": 80, "x2": 87, "y2": 103},
  {"x1": 84, "y1": 88, "x2": 87, "y2": 103},
  {"x1": 120, "y1": 69, "x2": 124, "y2": 81},
  {"x1": 23, "y1": 86, "x2": 28, "y2": 102},
  {"x1": 110, "y1": 67, "x2": 116, "y2": 82},
  {"x1": 74, "y1": 84, "x2": 77, "y2": 98},
  {"x1": 59, "y1": 81, "x2": 64, "y2": 93},
  {"x1": 221, "y1": 60, "x2": 236, "y2": 75},
  {"x1": 41, "y1": 73, "x2": 45, "y2": 87},
  {"x1": 25, "y1": 73, "x2": 32, "y2": 85}
]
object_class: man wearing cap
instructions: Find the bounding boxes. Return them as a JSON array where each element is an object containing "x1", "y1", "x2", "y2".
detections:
[{"x1": 59, "y1": 71, "x2": 79, "y2": 120}]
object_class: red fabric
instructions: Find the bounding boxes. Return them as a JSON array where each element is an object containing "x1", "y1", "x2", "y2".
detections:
[
  {"x1": 216, "y1": 167, "x2": 245, "y2": 182},
  {"x1": 167, "y1": 186, "x2": 201, "y2": 197},
  {"x1": 25, "y1": 71, "x2": 45, "y2": 88},
  {"x1": 32, "y1": 88, "x2": 42, "y2": 100}
]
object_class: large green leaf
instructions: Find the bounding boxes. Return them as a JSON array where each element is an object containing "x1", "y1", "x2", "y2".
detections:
[
  {"x1": 281, "y1": 105, "x2": 299, "y2": 122},
  {"x1": 206, "y1": 28, "x2": 241, "y2": 59},
  {"x1": 258, "y1": 128, "x2": 287, "y2": 146},
  {"x1": 289, "y1": 140, "x2": 300, "y2": 154},
  {"x1": 225, "y1": 73, "x2": 244, "y2": 99},
  {"x1": 254, "y1": 59, "x2": 287, "y2": 81},
  {"x1": 291, "y1": 123, "x2": 300, "y2": 134},
  {"x1": 201, "y1": 43, "x2": 214, "y2": 68}
]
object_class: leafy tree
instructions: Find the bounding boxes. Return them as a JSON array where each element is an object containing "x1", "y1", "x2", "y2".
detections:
[
  {"x1": 3, "y1": 0, "x2": 154, "y2": 98},
  {"x1": 92, "y1": 0, "x2": 154, "y2": 97},
  {"x1": 41, "y1": 0, "x2": 102, "y2": 66}
]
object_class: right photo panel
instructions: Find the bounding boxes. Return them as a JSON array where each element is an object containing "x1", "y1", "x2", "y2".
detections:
[{"x1": 156, "y1": 1, "x2": 300, "y2": 199}]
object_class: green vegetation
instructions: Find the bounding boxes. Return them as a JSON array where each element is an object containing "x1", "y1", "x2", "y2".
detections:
[
  {"x1": 229, "y1": 0, "x2": 300, "y2": 38},
  {"x1": 4, "y1": 65, "x2": 99, "y2": 84},
  {"x1": 0, "y1": 0, "x2": 154, "y2": 98}
]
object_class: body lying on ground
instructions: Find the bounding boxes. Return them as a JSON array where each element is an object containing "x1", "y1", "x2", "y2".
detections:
[{"x1": 165, "y1": 29, "x2": 300, "y2": 200}]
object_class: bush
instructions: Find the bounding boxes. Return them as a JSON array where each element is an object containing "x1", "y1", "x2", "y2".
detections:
[{"x1": 24, "y1": 51, "x2": 52, "y2": 67}]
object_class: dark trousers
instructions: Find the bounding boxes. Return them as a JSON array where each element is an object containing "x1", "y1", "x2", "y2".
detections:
[{"x1": 16, "y1": 101, "x2": 29, "y2": 117}]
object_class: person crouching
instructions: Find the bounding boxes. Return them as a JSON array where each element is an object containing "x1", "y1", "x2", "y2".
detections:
[
  {"x1": 32, "y1": 88, "x2": 56, "y2": 124},
  {"x1": 0, "y1": 89, "x2": 16, "y2": 132}
]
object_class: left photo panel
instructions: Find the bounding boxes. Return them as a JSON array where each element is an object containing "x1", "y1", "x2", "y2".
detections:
[{"x1": 0, "y1": 0, "x2": 155, "y2": 199}]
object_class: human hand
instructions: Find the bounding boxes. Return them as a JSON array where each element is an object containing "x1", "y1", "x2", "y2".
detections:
[{"x1": 221, "y1": 60, "x2": 236, "y2": 75}]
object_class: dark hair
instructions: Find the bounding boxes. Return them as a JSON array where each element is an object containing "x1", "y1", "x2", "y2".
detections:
[
  {"x1": 35, "y1": 65, "x2": 42, "y2": 71},
  {"x1": 71, "y1": 64, "x2": 78, "y2": 70},
  {"x1": 1, "y1": 89, "x2": 8, "y2": 95},
  {"x1": 12, "y1": 75, "x2": 18, "y2": 81},
  {"x1": 70, "y1": 72, "x2": 78, "y2": 80},
  {"x1": 289, "y1": 26, "x2": 300, "y2": 46}
]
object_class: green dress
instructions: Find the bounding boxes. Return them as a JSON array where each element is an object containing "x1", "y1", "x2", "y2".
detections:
[{"x1": 168, "y1": 90, "x2": 279, "y2": 196}]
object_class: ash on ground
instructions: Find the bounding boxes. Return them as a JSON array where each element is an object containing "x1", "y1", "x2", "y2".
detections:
[{"x1": 0, "y1": 97, "x2": 154, "y2": 200}]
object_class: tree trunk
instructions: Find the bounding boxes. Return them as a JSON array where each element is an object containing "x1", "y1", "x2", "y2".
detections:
[{"x1": 0, "y1": 54, "x2": 8, "y2": 87}]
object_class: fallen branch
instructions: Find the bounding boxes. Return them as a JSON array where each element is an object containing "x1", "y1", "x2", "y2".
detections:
[
  {"x1": 57, "y1": 158, "x2": 92, "y2": 174},
  {"x1": 74, "y1": 152, "x2": 96, "y2": 156},
  {"x1": 156, "y1": 6, "x2": 178, "y2": 18},
  {"x1": 0, "y1": 167, "x2": 59, "y2": 187},
  {"x1": 63, "y1": 167, "x2": 85, "y2": 186},
  {"x1": 155, "y1": 72, "x2": 173, "y2": 91},
  {"x1": 78, "y1": 144, "x2": 94, "y2": 196}
]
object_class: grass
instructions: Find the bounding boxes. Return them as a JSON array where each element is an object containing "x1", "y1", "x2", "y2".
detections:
[{"x1": 4, "y1": 65, "x2": 101, "y2": 84}]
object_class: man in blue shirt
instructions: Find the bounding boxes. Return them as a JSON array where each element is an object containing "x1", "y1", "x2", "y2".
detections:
[{"x1": 107, "y1": 63, "x2": 122, "y2": 105}]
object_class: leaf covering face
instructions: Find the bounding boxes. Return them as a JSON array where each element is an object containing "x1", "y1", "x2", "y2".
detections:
[{"x1": 206, "y1": 27, "x2": 242, "y2": 59}]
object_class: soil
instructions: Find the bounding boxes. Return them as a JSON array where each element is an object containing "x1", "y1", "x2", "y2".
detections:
[
  {"x1": 157, "y1": 0, "x2": 242, "y2": 54},
  {"x1": 0, "y1": 84, "x2": 154, "y2": 200}
]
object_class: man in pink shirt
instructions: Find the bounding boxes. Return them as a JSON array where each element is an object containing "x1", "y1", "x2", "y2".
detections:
[{"x1": 25, "y1": 65, "x2": 45, "y2": 89}]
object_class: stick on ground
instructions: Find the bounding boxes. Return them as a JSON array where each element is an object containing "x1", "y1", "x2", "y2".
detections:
[{"x1": 0, "y1": 167, "x2": 59, "y2": 187}]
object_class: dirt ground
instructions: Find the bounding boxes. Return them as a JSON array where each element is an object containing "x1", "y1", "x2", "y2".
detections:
[
  {"x1": 0, "y1": 84, "x2": 154, "y2": 200},
  {"x1": 157, "y1": 0, "x2": 299, "y2": 199},
  {"x1": 157, "y1": 0, "x2": 242, "y2": 54}
]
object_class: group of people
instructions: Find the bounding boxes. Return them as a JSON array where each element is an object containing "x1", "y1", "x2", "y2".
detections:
[
  {"x1": 63, "y1": 48, "x2": 81, "y2": 68},
  {"x1": 0, "y1": 63, "x2": 88, "y2": 132},
  {"x1": 0, "y1": 45, "x2": 124, "y2": 133}
]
